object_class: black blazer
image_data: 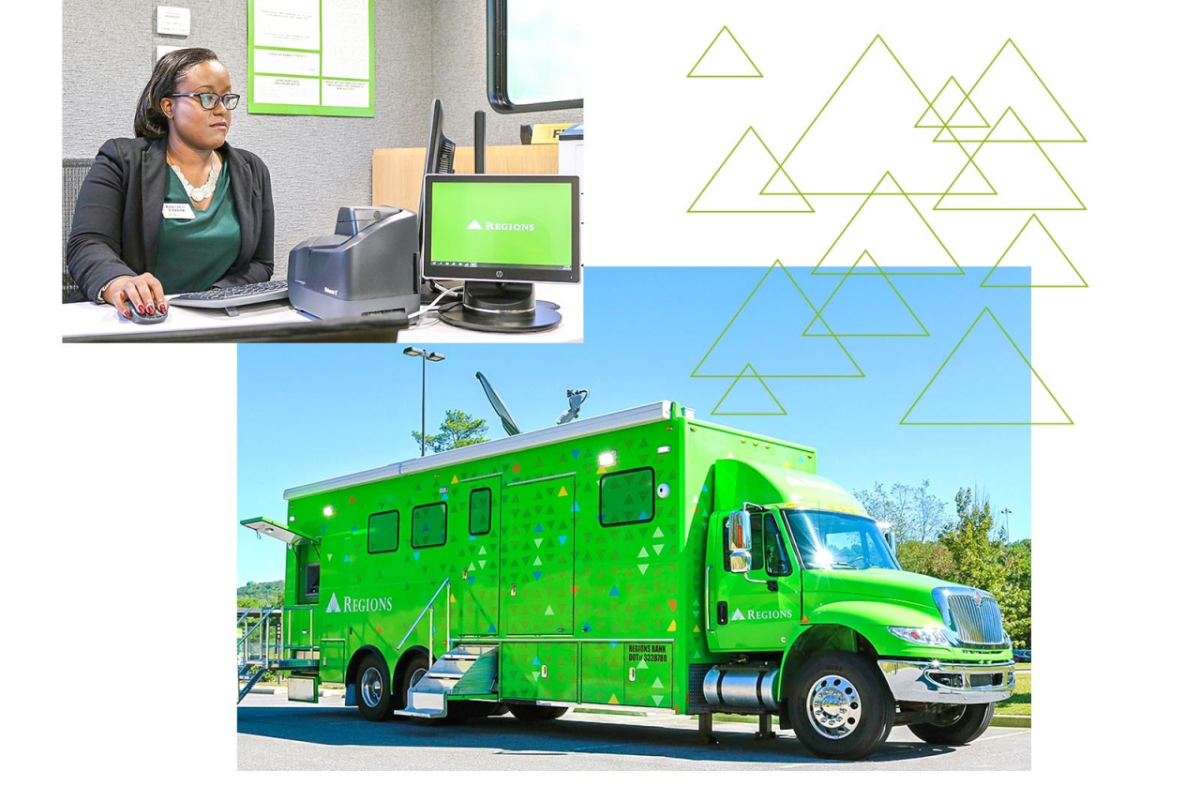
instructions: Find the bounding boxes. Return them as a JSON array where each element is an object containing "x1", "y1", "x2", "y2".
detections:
[{"x1": 65, "y1": 136, "x2": 275, "y2": 303}]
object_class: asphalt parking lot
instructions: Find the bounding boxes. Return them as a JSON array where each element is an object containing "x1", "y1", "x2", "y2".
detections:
[{"x1": 238, "y1": 694, "x2": 1030, "y2": 770}]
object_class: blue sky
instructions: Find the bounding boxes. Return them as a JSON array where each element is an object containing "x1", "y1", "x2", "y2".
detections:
[{"x1": 238, "y1": 266, "x2": 1032, "y2": 586}]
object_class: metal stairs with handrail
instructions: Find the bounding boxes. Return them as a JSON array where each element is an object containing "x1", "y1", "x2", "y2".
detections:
[
  {"x1": 238, "y1": 606, "x2": 319, "y2": 704},
  {"x1": 399, "y1": 643, "x2": 500, "y2": 718}
]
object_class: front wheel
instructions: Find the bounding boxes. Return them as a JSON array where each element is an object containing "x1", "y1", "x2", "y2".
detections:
[
  {"x1": 909, "y1": 703, "x2": 994, "y2": 745},
  {"x1": 787, "y1": 652, "x2": 895, "y2": 760}
]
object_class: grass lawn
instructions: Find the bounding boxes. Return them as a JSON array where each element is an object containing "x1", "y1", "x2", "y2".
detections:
[{"x1": 997, "y1": 670, "x2": 1031, "y2": 716}]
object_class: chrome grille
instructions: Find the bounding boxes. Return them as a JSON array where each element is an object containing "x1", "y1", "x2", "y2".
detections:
[{"x1": 938, "y1": 589, "x2": 1006, "y2": 647}]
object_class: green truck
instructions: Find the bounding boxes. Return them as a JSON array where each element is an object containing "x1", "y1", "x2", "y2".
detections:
[{"x1": 241, "y1": 401, "x2": 1015, "y2": 760}]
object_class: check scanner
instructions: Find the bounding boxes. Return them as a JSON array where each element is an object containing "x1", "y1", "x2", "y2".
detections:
[{"x1": 287, "y1": 205, "x2": 421, "y2": 320}]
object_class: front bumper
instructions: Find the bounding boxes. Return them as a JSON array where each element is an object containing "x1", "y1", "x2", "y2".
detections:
[{"x1": 878, "y1": 659, "x2": 1016, "y2": 704}]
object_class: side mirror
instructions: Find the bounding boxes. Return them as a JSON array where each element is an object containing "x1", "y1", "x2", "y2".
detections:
[
  {"x1": 728, "y1": 510, "x2": 752, "y2": 574},
  {"x1": 878, "y1": 521, "x2": 895, "y2": 554}
]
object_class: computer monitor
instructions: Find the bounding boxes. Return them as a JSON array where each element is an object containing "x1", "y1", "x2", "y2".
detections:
[
  {"x1": 424, "y1": 98, "x2": 456, "y2": 177},
  {"x1": 422, "y1": 174, "x2": 580, "y2": 333}
]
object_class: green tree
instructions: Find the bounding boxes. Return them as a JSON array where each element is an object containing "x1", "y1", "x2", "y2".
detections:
[
  {"x1": 412, "y1": 410, "x2": 489, "y2": 454},
  {"x1": 896, "y1": 539, "x2": 955, "y2": 578},
  {"x1": 939, "y1": 488, "x2": 1031, "y2": 648},
  {"x1": 854, "y1": 480, "x2": 946, "y2": 545}
]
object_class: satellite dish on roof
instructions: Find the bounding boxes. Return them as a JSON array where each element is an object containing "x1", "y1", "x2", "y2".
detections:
[{"x1": 475, "y1": 372, "x2": 521, "y2": 436}]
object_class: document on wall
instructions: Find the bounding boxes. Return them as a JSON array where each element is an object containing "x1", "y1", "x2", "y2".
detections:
[{"x1": 248, "y1": 0, "x2": 374, "y2": 117}]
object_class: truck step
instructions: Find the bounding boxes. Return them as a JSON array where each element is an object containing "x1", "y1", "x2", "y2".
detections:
[{"x1": 396, "y1": 645, "x2": 499, "y2": 718}]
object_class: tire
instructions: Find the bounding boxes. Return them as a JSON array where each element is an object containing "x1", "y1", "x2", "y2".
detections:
[
  {"x1": 509, "y1": 703, "x2": 569, "y2": 722},
  {"x1": 909, "y1": 703, "x2": 994, "y2": 745},
  {"x1": 787, "y1": 652, "x2": 895, "y2": 760},
  {"x1": 355, "y1": 653, "x2": 394, "y2": 722},
  {"x1": 393, "y1": 658, "x2": 429, "y2": 715}
]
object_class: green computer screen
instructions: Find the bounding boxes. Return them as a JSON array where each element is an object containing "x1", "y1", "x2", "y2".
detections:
[{"x1": 429, "y1": 181, "x2": 574, "y2": 270}]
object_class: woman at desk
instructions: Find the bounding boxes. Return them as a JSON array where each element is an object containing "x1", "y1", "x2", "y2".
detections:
[{"x1": 66, "y1": 48, "x2": 274, "y2": 315}]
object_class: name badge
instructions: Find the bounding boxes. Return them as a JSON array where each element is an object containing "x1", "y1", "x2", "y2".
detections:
[{"x1": 162, "y1": 203, "x2": 195, "y2": 220}]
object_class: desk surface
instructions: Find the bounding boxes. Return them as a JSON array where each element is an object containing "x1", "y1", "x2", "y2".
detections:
[{"x1": 62, "y1": 282, "x2": 583, "y2": 344}]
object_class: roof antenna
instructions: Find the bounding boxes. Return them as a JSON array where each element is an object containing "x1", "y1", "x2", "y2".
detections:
[
  {"x1": 475, "y1": 372, "x2": 521, "y2": 436},
  {"x1": 556, "y1": 389, "x2": 589, "y2": 425}
]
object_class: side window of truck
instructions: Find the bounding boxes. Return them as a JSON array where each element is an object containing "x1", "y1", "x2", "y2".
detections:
[
  {"x1": 762, "y1": 515, "x2": 793, "y2": 576},
  {"x1": 368, "y1": 510, "x2": 399, "y2": 553},
  {"x1": 304, "y1": 562, "x2": 320, "y2": 601},
  {"x1": 750, "y1": 513, "x2": 765, "y2": 572},
  {"x1": 599, "y1": 467, "x2": 655, "y2": 527},
  {"x1": 412, "y1": 503, "x2": 447, "y2": 548},
  {"x1": 469, "y1": 488, "x2": 492, "y2": 536}
]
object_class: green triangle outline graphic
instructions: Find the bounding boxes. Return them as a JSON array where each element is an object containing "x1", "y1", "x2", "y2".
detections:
[
  {"x1": 915, "y1": 76, "x2": 990, "y2": 129},
  {"x1": 981, "y1": 214, "x2": 1088, "y2": 288},
  {"x1": 802, "y1": 258, "x2": 930, "y2": 337},
  {"x1": 711, "y1": 364, "x2": 788, "y2": 416},
  {"x1": 933, "y1": 107, "x2": 1086, "y2": 211},
  {"x1": 899, "y1": 307, "x2": 1073, "y2": 425},
  {"x1": 760, "y1": 35, "x2": 990, "y2": 196},
  {"x1": 687, "y1": 26, "x2": 764, "y2": 78},
  {"x1": 691, "y1": 260, "x2": 865, "y2": 378},
  {"x1": 813, "y1": 172, "x2": 966, "y2": 275},
  {"x1": 688, "y1": 127, "x2": 814, "y2": 213},
  {"x1": 933, "y1": 38, "x2": 1086, "y2": 144}
]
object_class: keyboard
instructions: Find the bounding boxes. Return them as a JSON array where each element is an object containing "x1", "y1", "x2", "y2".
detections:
[{"x1": 171, "y1": 280, "x2": 290, "y2": 317}]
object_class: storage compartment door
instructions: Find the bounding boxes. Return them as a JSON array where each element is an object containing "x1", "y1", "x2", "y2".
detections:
[
  {"x1": 536, "y1": 642, "x2": 578, "y2": 703},
  {"x1": 624, "y1": 642, "x2": 673, "y2": 710},
  {"x1": 580, "y1": 642, "x2": 625, "y2": 706},
  {"x1": 499, "y1": 641, "x2": 539, "y2": 700}
]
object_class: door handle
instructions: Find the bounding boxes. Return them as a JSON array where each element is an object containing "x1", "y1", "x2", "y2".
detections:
[{"x1": 717, "y1": 601, "x2": 728, "y2": 626}]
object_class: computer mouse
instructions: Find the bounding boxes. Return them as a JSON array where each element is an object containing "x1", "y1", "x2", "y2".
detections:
[{"x1": 123, "y1": 299, "x2": 168, "y2": 325}]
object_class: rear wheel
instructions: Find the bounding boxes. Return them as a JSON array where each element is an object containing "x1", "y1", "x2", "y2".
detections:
[
  {"x1": 909, "y1": 703, "x2": 994, "y2": 745},
  {"x1": 356, "y1": 653, "x2": 393, "y2": 722},
  {"x1": 787, "y1": 652, "x2": 894, "y2": 760},
  {"x1": 393, "y1": 658, "x2": 429, "y2": 716},
  {"x1": 509, "y1": 703, "x2": 569, "y2": 722}
]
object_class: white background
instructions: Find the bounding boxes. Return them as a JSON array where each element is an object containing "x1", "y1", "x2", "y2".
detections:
[{"x1": 11, "y1": 0, "x2": 1200, "y2": 793}]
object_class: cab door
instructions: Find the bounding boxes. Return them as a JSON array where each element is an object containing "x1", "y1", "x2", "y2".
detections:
[
  {"x1": 706, "y1": 510, "x2": 801, "y2": 651},
  {"x1": 450, "y1": 475, "x2": 502, "y2": 635}
]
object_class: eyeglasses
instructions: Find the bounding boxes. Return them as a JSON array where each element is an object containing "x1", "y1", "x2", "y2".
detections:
[{"x1": 170, "y1": 92, "x2": 241, "y2": 110}]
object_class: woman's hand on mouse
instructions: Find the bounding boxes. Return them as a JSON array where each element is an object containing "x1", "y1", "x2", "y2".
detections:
[{"x1": 104, "y1": 274, "x2": 167, "y2": 317}]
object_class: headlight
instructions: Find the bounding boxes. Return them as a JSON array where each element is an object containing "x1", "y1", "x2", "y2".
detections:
[{"x1": 888, "y1": 626, "x2": 957, "y2": 647}]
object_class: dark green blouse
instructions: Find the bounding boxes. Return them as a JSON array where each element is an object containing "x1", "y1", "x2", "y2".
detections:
[{"x1": 156, "y1": 163, "x2": 241, "y2": 294}]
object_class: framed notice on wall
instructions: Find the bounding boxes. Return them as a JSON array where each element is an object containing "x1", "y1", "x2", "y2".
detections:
[{"x1": 247, "y1": 0, "x2": 375, "y2": 117}]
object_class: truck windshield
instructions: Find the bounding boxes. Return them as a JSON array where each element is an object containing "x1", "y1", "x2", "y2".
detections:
[{"x1": 782, "y1": 510, "x2": 900, "y2": 571}]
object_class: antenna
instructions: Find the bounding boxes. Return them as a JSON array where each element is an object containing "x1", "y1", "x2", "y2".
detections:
[
  {"x1": 556, "y1": 389, "x2": 589, "y2": 425},
  {"x1": 475, "y1": 372, "x2": 521, "y2": 436},
  {"x1": 474, "y1": 110, "x2": 486, "y2": 174}
]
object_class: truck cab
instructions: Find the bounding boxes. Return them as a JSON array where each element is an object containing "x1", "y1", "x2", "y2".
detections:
[{"x1": 703, "y1": 463, "x2": 1015, "y2": 759}]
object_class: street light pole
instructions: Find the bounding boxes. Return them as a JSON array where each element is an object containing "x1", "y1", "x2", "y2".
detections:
[
  {"x1": 1000, "y1": 507, "x2": 1013, "y2": 539},
  {"x1": 403, "y1": 347, "x2": 446, "y2": 458},
  {"x1": 421, "y1": 355, "x2": 426, "y2": 456}
]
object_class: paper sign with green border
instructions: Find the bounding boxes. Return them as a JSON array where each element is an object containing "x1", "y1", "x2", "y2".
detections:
[{"x1": 247, "y1": 0, "x2": 375, "y2": 118}]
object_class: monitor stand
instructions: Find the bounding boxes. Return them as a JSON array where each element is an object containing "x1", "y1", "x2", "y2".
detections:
[{"x1": 438, "y1": 282, "x2": 562, "y2": 333}]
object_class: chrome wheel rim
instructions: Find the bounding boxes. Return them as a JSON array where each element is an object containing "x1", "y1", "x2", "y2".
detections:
[
  {"x1": 410, "y1": 667, "x2": 427, "y2": 689},
  {"x1": 806, "y1": 674, "x2": 861, "y2": 739},
  {"x1": 361, "y1": 666, "x2": 384, "y2": 708}
]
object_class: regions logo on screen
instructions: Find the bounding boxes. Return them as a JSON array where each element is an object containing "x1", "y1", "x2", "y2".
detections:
[{"x1": 467, "y1": 219, "x2": 536, "y2": 232}]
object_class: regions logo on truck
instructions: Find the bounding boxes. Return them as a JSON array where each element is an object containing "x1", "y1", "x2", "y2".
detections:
[{"x1": 326, "y1": 593, "x2": 393, "y2": 613}]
